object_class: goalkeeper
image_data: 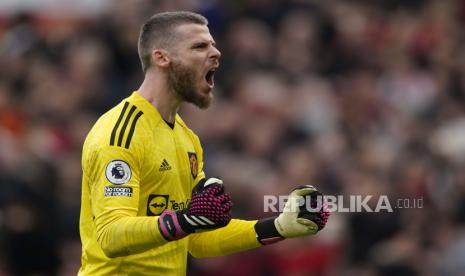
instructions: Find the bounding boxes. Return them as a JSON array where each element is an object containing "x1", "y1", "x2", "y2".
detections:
[{"x1": 78, "y1": 11, "x2": 330, "y2": 276}]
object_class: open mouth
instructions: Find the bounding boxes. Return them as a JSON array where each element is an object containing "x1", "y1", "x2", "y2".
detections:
[{"x1": 205, "y1": 69, "x2": 216, "y2": 87}]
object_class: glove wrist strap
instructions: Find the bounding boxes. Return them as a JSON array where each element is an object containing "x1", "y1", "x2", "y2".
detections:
[
  {"x1": 254, "y1": 217, "x2": 285, "y2": 245},
  {"x1": 158, "y1": 210, "x2": 189, "y2": 241}
]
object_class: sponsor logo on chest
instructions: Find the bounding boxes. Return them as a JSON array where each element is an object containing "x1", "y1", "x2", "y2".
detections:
[{"x1": 146, "y1": 194, "x2": 190, "y2": 216}]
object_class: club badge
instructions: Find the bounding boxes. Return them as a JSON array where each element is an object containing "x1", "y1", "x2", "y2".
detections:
[{"x1": 188, "y1": 152, "x2": 198, "y2": 179}]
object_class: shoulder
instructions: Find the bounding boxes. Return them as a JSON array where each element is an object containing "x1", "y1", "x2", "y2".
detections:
[
  {"x1": 85, "y1": 99, "x2": 150, "y2": 154},
  {"x1": 175, "y1": 114, "x2": 200, "y2": 140},
  {"x1": 108, "y1": 100, "x2": 146, "y2": 149},
  {"x1": 175, "y1": 114, "x2": 188, "y2": 129},
  {"x1": 175, "y1": 114, "x2": 196, "y2": 135},
  {"x1": 175, "y1": 114, "x2": 204, "y2": 155}
]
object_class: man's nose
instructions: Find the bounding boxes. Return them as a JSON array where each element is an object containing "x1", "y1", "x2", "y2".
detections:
[{"x1": 210, "y1": 46, "x2": 221, "y2": 60}]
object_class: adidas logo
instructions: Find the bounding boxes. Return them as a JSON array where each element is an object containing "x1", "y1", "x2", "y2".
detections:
[{"x1": 159, "y1": 159, "x2": 172, "y2": 171}]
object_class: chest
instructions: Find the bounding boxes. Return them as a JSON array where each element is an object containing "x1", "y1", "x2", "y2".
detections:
[{"x1": 139, "y1": 126, "x2": 199, "y2": 215}]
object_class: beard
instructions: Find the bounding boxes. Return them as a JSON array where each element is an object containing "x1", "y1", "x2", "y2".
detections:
[{"x1": 167, "y1": 59, "x2": 212, "y2": 109}]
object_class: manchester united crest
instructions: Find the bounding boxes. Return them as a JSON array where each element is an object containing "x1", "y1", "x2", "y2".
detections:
[{"x1": 188, "y1": 152, "x2": 198, "y2": 179}]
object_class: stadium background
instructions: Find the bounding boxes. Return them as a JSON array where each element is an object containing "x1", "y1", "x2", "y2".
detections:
[{"x1": 1, "y1": 0, "x2": 465, "y2": 275}]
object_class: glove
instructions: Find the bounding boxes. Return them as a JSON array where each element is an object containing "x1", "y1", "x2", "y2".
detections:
[
  {"x1": 158, "y1": 177, "x2": 232, "y2": 241},
  {"x1": 255, "y1": 185, "x2": 329, "y2": 245},
  {"x1": 275, "y1": 185, "x2": 329, "y2": 237}
]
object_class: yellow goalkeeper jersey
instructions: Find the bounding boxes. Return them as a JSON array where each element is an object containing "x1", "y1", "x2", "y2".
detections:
[{"x1": 79, "y1": 92, "x2": 260, "y2": 276}]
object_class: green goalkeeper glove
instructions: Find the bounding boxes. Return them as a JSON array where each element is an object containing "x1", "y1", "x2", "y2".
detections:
[{"x1": 255, "y1": 185, "x2": 329, "y2": 245}]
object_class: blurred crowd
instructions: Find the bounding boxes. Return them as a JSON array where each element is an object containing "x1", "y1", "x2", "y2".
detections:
[{"x1": 1, "y1": 0, "x2": 465, "y2": 275}]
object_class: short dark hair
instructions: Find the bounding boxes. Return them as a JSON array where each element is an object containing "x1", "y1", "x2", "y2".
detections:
[{"x1": 138, "y1": 11, "x2": 208, "y2": 73}]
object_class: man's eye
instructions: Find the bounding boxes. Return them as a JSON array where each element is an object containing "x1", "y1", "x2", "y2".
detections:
[{"x1": 193, "y1": 43, "x2": 207, "y2": 49}]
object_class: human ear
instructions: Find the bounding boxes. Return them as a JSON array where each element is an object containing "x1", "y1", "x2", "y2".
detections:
[{"x1": 152, "y1": 49, "x2": 170, "y2": 68}]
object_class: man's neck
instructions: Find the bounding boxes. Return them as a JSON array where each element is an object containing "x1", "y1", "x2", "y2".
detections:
[{"x1": 137, "y1": 72, "x2": 181, "y2": 124}]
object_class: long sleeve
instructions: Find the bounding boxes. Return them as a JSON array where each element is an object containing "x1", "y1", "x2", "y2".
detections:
[
  {"x1": 187, "y1": 219, "x2": 262, "y2": 258},
  {"x1": 82, "y1": 142, "x2": 169, "y2": 258},
  {"x1": 93, "y1": 206, "x2": 168, "y2": 258}
]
